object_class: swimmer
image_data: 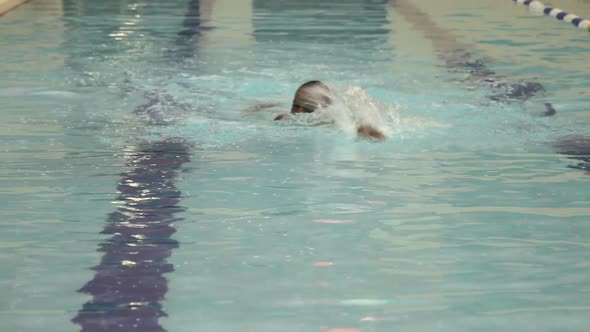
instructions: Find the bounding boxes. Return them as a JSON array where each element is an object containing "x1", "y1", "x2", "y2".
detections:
[{"x1": 273, "y1": 80, "x2": 387, "y2": 141}]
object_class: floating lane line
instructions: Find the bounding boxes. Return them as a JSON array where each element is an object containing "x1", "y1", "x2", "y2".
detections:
[{"x1": 514, "y1": 0, "x2": 590, "y2": 31}]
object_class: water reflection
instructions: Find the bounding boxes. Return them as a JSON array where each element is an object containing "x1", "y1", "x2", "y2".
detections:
[
  {"x1": 174, "y1": 0, "x2": 207, "y2": 60},
  {"x1": 252, "y1": 0, "x2": 389, "y2": 46}
]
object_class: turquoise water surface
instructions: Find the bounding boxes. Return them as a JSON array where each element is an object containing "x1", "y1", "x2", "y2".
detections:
[{"x1": 1, "y1": 0, "x2": 590, "y2": 331}]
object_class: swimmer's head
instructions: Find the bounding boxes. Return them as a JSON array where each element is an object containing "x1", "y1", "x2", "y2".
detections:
[{"x1": 291, "y1": 80, "x2": 333, "y2": 114}]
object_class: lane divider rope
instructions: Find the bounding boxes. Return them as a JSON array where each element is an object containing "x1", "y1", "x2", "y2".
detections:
[{"x1": 514, "y1": 0, "x2": 590, "y2": 31}]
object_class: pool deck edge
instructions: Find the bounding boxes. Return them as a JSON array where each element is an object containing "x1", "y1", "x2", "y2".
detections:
[{"x1": 0, "y1": 0, "x2": 29, "y2": 16}]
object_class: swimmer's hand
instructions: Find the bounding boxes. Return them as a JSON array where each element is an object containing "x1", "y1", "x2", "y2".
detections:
[
  {"x1": 357, "y1": 125, "x2": 386, "y2": 142},
  {"x1": 274, "y1": 113, "x2": 288, "y2": 121}
]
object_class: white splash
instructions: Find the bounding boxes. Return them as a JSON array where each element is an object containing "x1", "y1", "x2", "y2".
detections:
[{"x1": 287, "y1": 85, "x2": 444, "y2": 139}]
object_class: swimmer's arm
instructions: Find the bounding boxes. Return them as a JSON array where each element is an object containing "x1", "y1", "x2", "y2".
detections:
[{"x1": 242, "y1": 103, "x2": 281, "y2": 116}]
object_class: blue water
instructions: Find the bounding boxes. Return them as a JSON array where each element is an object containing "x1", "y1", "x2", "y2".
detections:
[{"x1": 1, "y1": 0, "x2": 590, "y2": 331}]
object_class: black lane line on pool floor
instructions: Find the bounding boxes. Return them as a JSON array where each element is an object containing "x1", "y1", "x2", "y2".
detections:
[
  {"x1": 72, "y1": 141, "x2": 190, "y2": 332},
  {"x1": 72, "y1": 1, "x2": 203, "y2": 331}
]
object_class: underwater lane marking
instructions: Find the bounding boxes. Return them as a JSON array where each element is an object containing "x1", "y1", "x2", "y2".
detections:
[
  {"x1": 514, "y1": 0, "x2": 590, "y2": 31},
  {"x1": 72, "y1": 141, "x2": 191, "y2": 331},
  {"x1": 72, "y1": 0, "x2": 203, "y2": 330}
]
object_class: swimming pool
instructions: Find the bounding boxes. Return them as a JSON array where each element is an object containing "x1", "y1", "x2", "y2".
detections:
[{"x1": 1, "y1": 0, "x2": 589, "y2": 331}]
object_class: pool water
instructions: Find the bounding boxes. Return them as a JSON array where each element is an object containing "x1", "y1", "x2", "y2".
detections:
[{"x1": 1, "y1": 0, "x2": 590, "y2": 331}]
